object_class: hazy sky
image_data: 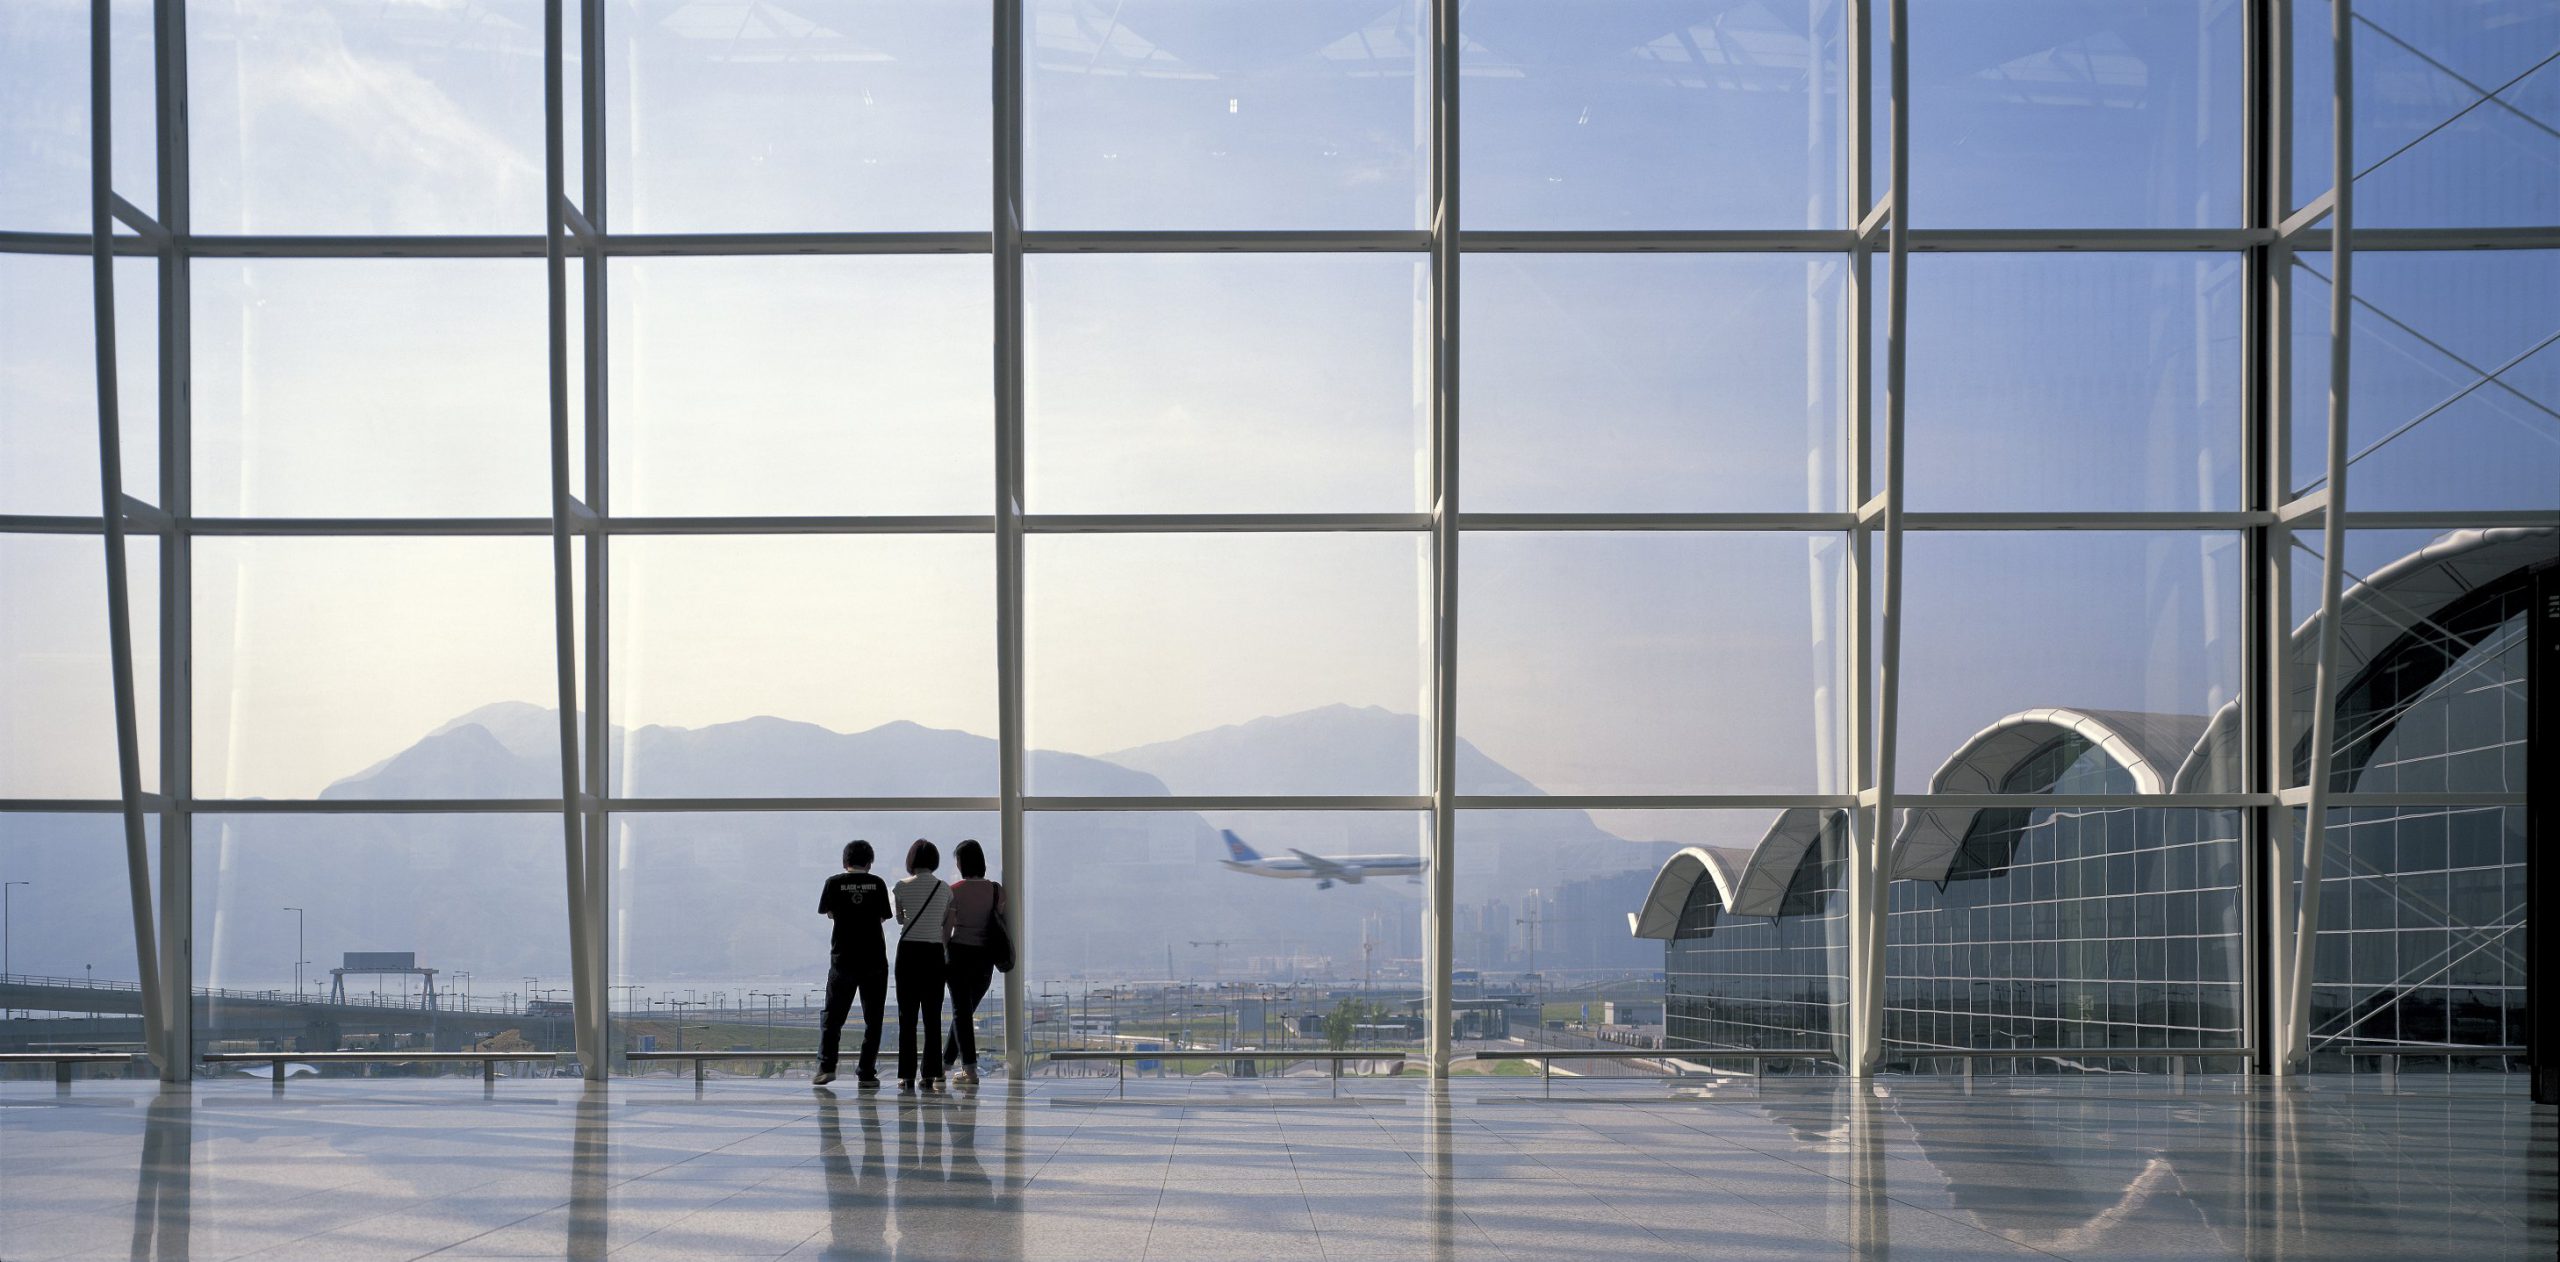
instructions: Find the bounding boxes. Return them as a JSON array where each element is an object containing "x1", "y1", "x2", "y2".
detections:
[{"x1": 2, "y1": 0, "x2": 2552, "y2": 806}]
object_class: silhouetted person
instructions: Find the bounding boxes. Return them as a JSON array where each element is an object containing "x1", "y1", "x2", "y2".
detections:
[
  {"x1": 814, "y1": 839, "x2": 891, "y2": 1087},
  {"x1": 941, "y1": 838, "x2": 1005, "y2": 1085},
  {"x1": 892, "y1": 839, "x2": 950, "y2": 1091}
]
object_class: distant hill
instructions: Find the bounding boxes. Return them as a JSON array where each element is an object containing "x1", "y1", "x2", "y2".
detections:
[
  {"x1": 323, "y1": 701, "x2": 1161, "y2": 800},
  {"x1": 9, "y1": 704, "x2": 1681, "y2": 993},
  {"x1": 1100, "y1": 703, "x2": 1541, "y2": 796}
]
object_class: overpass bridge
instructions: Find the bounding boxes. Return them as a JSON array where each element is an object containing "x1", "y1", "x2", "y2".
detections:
[{"x1": 0, "y1": 973, "x2": 575, "y2": 1060}]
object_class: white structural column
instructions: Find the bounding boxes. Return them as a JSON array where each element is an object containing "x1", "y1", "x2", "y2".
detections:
[
  {"x1": 88, "y1": 0, "x2": 169, "y2": 1078},
  {"x1": 2243, "y1": 0, "x2": 2289, "y2": 1074},
  {"x1": 149, "y1": 0, "x2": 194, "y2": 1083},
  {"x1": 577, "y1": 0, "x2": 615, "y2": 1085},
  {"x1": 541, "y1": 0, "x2": 603, "y2": 1081},
  {"x1": 1841, "y1": 0, "x2": 1912, "y2": 1079},
  {"x1": 1802, "y1": 2, "x2": 1842, "y2": 816},
  {"x1": 2277, "y1": 0, "x2": 2356, "y2": 1075},
  {"x1": 1424, "y1": 0, "x2": 1462, "y2": 1081},
  {"x1": 1869, "y1": 0, "x2": 1913, "y2": 1081},
  {"x1": 1839, "y1": 0, "x2": 1876, "y2": 1075},
  {"x1": 993, "y1": 0, "x2": 1031, "y2": 1082}
]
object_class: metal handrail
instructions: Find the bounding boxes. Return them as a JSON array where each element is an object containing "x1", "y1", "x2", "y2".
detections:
[
  {"x1": 1471, "y1": 1047, "x2": 1835, "y2": 1097},
  {"x1": 201, "y1": 1049, "x2": 565, "y2": 1086},
  {"x1": 626, "y1": 1049, "x2": 816, "y2": 1084},
  {"x1": 0, "y1": 1050, "x2": 146, "y2": 1087},
  {"x1": 1047, "y1": 1049, "x2": 1405, "y2": 1060},
  {"x1": 1470, "y1": 1048, "x2": 1831, "y2": 1059},
  {"x1": 625, "y1": 1049, "x2": 814, "y2": 1058},
  {"x1": 1048, "y1": 1048, "x2": 1412, "y2": 1098},
  {"x1": 1883, "y1": 1046, "x2": 2256, "y2": 1059}
]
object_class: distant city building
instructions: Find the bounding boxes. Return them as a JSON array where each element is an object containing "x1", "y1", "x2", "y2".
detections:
[{"x1": 1602, "y1": 1000, "x2": 1663, "y2": 1026}]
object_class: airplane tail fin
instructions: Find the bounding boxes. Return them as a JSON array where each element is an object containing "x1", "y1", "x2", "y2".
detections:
[{"x1": 1220, "y1": 830, "x2": 1261, "y2": 862}]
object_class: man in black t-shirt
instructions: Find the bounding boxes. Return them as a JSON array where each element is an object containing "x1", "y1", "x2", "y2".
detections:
[{"x1": 815, "y1": 839, "x2": 892, "y2": 1087}]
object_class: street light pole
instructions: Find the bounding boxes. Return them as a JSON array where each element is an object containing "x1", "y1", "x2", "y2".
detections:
[{"x1": 282, "y1": 907, "x2": 305, "y2": 1001}]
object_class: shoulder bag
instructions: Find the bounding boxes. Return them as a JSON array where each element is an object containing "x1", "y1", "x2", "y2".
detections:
[{"x1": 985, "y1": 883, "x2": 1016, "y2": 974}]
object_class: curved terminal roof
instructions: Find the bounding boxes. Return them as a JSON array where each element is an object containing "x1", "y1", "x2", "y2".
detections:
[
  {"x1": 1627, "y1": 846, "x2": 1751, "y2": 941},
  {"x1": 1629, "y1": 810, "x2": 1852, "y2": 940},
  {"x1": 1632, "y1": 526, "x2": 2559, "y2": 935},
  {"x1": 2174, "y1": 526, "x2": 2558, "y2": 792},
  {"x1": 1727, "y1": 808, "x2": 1844, "y2": 916},
  {"x1": 1893, "y1": 708, "x2": 2210, "y2": 883}
]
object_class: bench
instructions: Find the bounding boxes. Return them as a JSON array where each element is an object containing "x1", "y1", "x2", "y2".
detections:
[
  {"x1": 1469, "y1": 1047, "x2": 1835, "y2": 1097},
  {"x1": 625, "y1": 1050, "x2": 815, "y2": 1084},
  {"x1": 201, "y1": 1050, "x2": 564, "y2": 1086},
  {"x1": 1047, "y1": 1049, "x2": 1410, "y2": 1097},
  {"x1": 0, "y1": 1051, "x2": 146, "y2": 1087}
]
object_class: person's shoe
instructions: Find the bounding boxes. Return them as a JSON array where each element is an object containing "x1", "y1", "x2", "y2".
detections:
[
  {"x1": 954, "y1": 1067, "x2": 979, "y2": 1086},
  {"x1": 812, "y1": 1071, "x2": 837, "y2": 1086},
  {"x1": 856, "y1": 1074, "x2": 880, "y2": 1090},
  {"x1": 898, "y1": 1079, "x2": 915, "y2": 1092}
]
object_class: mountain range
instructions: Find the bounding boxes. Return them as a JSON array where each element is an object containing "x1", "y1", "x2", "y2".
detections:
[{"x1": 8, "y1": 704, "x2": 1678, "y2": 992}]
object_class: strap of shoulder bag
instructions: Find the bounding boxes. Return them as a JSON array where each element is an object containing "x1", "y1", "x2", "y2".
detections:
[{"x1": 903, "y1": 879, "x2": 945, "y2": 942}]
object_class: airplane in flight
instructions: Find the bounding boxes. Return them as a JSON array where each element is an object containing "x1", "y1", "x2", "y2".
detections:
[{"x1": 1218, "y1": 830, "x2": 1425, "y2": 890}]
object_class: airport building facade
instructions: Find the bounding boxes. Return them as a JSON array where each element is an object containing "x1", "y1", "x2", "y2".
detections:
[{"x1": 1639, "y1": 530, "x2": 2546, "y2": 1071}]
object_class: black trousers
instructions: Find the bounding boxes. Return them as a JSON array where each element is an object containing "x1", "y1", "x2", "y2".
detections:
[
  {"x1": 894, "y1": 939, "x2": 946, "y2": 1083},
  {"x1": 817, "y1": 952, "x2": 887, "y2": 1077},
  {"x1": 944, "y1": 943, "x2": 996, "y2": 1069}
]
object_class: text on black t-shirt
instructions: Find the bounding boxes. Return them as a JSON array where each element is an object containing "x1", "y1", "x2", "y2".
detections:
[{"x1": 817, "y1": 871, "x2": 891, "y2": 958}]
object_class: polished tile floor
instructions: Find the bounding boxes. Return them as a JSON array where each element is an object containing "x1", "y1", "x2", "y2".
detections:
[{"x1": 1, "y1": 1074, "x2": 2551, "y2": 1260}]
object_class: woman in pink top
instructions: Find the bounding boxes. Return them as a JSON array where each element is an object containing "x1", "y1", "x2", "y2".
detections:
[{"x1": 941, "y1": 838, "x2": 1004, "y2": 1085}]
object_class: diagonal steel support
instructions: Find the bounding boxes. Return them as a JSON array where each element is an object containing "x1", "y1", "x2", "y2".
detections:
[
  {"x1": 1840, "y1": 0, "x2": 1912, "y2": 1081},
  {"x1": 88, "y1": 0, "x2": 167, "y2": 1077},
  {"x1": 2277, "y1": 0, "x2": 2356, "y2": 1076},
  {"x1": 541, "y1": 0, "x2": 601, "y2": 1081}
]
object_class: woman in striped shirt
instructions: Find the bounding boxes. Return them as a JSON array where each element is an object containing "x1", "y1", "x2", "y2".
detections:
[{"x1": 891, "y1": 839, "x2": 950, "y2": 1091}]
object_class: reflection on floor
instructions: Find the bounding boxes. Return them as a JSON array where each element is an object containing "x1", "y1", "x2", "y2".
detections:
[{"x1": 2, "y1": 1075, "x2": 2551, "y2": 1260}]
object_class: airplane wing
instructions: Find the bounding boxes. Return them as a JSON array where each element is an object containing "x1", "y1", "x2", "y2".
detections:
[{"x1": 1287, "y1": 849, "x2": 1350, "y2": 878}]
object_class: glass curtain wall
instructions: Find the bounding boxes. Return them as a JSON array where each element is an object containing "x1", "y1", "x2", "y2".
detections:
[{"x1": 1, "y1": 0, "x2": 2550, "y2": 1082}]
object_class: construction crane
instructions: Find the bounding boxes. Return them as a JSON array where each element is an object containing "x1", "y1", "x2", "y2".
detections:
[{"x1": 1188, "y1": 939, "x2": 1234, "y2": 979}]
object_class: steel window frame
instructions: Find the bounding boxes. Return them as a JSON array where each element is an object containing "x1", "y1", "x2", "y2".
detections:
[
  {"x1": 19, "y1": 508, "x2": 2557, "y2": 541},
  {"x1": 12, "y1": 0, "x2": 2557, "y2": 1086},
  {"x1": 69, "y1": 225, "x2": 2557, "y2": 259}
]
